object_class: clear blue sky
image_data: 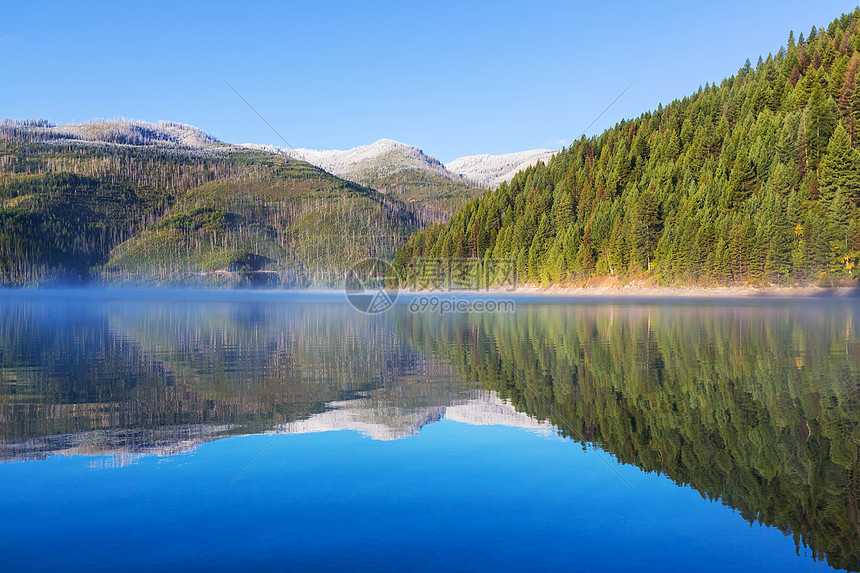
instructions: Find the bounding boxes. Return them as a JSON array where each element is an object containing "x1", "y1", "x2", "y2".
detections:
[{"x1": 2, "y1": 1, "x2": 858, "y2": 162}]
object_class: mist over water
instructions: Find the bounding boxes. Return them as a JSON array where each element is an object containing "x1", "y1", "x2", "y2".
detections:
[{"x1": 0, "y1": 290, "x2": 858, "y2": 572}]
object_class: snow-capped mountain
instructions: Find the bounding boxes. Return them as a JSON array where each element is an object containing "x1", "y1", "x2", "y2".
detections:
[
  {"x1": 5, "y1": 119, "x2": 221, "y2": 149},
  {"x1": 446, "y1": 149, "x2": 558, "y2": 188},
  {"x1": 243, "y1": 139, "x2": 460, "y2": 184},
  {"x1": 11, "y1": 117, "x2": 556, "y2": 193},
  {"x1": 244, "y1": 139, "x2": 558, "y2": 190},
  {"x1": 8, "y1": 118, "x2": 556, "y2": 216},
  {"x1": 242, "y1": 139, "x2": 485, "y2": 221}
]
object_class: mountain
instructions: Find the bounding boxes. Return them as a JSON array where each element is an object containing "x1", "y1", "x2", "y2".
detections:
[
  {"x1": 394, "y1": 9, "x2": 860, "y2": 288},
  {"x1": 244, "y1": 139, "x2": 483, "y2": 221},
  {"x1": 33, "y1": 118, "x2": 220, "y2": 148},
  {"x1": 0, "y1": 119, "x2": 418, "y2": 286},
  {"x1": 245, "y1": 140, "x2": 561, "y2": 219},
  {"x1": 247, "y1": 139, "x2": 452, "y2": 181},
  {"x1": 0, "y1": 117, "x2": 569, "y2": 286},
  {"x1": 446, "y1": 148, "x2": 558, "y2": 187}
]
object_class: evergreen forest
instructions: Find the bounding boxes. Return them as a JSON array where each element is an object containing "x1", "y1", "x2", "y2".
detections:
[{"x1": 395, "y1": 11, "x2": 860, "y2": 287}]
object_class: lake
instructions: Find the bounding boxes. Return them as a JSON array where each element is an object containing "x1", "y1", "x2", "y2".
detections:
[{"x1": 0, "y1": 290, "x2": 858, "y2": 572}]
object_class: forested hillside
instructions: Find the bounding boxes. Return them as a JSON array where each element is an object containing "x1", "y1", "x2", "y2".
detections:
[
  {"x1": 0, "y1": 121, "x2": 418, "y2": 286},
  {"x1": 395, "y1": 10, "x2": 860, "y2": 287}
]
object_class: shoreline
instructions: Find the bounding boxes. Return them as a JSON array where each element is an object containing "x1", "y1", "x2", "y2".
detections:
[
  {"x1": 0, "y1": 284, "x2": 857, "y2": 301},
  {"x1": 400, "y1": 284, "x2": 860, "y2": 299}
]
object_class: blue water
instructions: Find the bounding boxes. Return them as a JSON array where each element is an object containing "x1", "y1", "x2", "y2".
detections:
[
  {"x1": 0, "y1": 421, "x2": 831, "y2": 573},
  {"x1": 0, "y1": 290, "x2": 857, "y2": 572}
]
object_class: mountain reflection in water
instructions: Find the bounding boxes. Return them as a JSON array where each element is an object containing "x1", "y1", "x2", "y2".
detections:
[{"x1": 0, "y1": 291, "x2": 858, "y2": 571}]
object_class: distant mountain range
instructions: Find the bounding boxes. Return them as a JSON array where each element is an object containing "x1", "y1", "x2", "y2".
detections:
[
  {"x1": 244, "y1": 139, "x2": 557, "y2": 188},
  {"x1": 0, "y1": 120, "x2": 416, "y2": 286},
  {"x1": 0, "y1": 119, "x2": 555, "y2": 286},
  {"x1": 243, "y1": 138, "x2": 558, "y2": 220}
]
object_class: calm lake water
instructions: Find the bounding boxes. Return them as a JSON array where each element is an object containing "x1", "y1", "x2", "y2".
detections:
[{"x1": 1, "y1": 290, "x2": 858, "y2": 572}]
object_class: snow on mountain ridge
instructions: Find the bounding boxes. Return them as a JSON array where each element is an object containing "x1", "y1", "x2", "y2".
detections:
[
  {"x1": 242, "y1": 138, "x2": 457, "y2": 183},
  {"x1": 0, "y1": 392, "x2": 554, "y2": 462},
  {"x1": 13, "y1": 119, "x2": 222, "y2": 148},
  {"x1": 446, "y1": 149, "x2": 558, "y2": 188},
  {"x1": 5, "y1": 119, "x2": 555, "y2": 188},
  {"x1": 243, "y1": 140, "x2": 558, "y2": 190}
]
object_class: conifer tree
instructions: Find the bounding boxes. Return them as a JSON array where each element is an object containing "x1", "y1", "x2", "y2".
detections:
[{"x1": 819, "y1": 123, "x2": 860, "y2": 205}]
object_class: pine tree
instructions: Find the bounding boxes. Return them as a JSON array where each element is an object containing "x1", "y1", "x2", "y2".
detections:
[
  {"x1": 726, "y1": 150, "x2": 757, "y2": 207},
  {"x1": 528, "y1": 213, "x2": 553, "y2": 281},
  {"x1": 763, "y1": 193, "x2": 793, "y2": 282},
  {"x1": 551, "y1": 184, "x2": 575, "y2": 230},
  {"x1": 805, "y1": 81, "x2": 839, "y2": 167},
  {"x1": 838, "y1": 51, "x2": 860, "y2": 142},
  {"x1": 818, "y1": 123, "x2": 860, "y2": 206},
  {"x1": 631, "y1": 188, "x2": 660, "y2": 270}
]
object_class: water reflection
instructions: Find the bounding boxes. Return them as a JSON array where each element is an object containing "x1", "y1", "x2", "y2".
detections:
[
  {"x1": 404, "y1": 301, "x2": 860, "y2": 572},
  {"x1": 0, "y1": 292, "x2": 473, "y2": 460},
  {"x1": 1, "y1": 292, "x2": 859, "y2": 570}
]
